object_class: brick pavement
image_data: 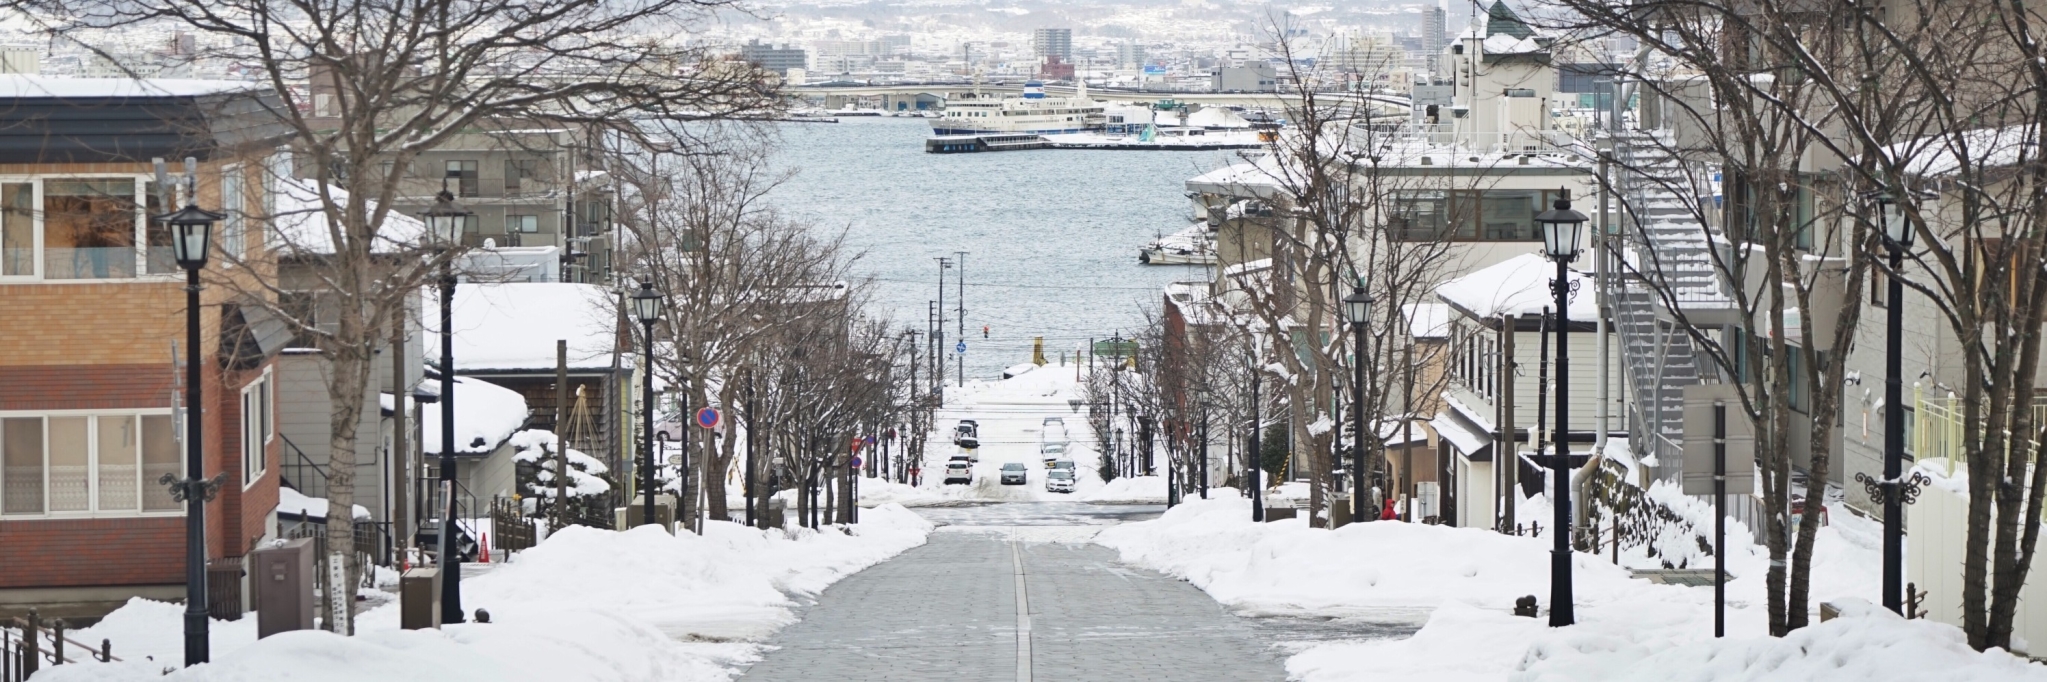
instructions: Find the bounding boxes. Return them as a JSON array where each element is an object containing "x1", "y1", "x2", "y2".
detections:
[{"x1": 739, "y1": 530, "x2": 1286, "y2": 682}]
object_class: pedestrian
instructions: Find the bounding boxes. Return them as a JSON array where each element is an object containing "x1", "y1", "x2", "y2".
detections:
[
  {"x1": 910, "y1": 465, "x2": 921, "y2": 487},
  {"x1": 1381, "y1": 498, "x2": 1397, "y2": 521},
  {"x1": 982, "y1": 325, "x2": 989, "y2": 338}
]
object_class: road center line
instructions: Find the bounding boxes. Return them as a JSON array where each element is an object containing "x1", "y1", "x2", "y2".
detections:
[{"x1": 1011, "y1": 540, "x2": 1032, "y2": 682}]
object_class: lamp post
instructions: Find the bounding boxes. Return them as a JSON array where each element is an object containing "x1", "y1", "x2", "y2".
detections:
[
  {"x1": 155, "y1": 159, "x2": 224, "y2": 668},
  {"x1": 423, "y1": 189, "x2": 471, "y2": 624},
  {"x1": 1536, "y1": 187, "x2": 1588, "y2": 628},
  {"x1": 1344, "y1": 285, "x2": 1372, "y2": 523},
  {"x1": 631, "y1": 282, "x2": 664, "y2": 529},
  {"x1": 1879, "y1": 194, "x2": 1910, "y2": 614}
]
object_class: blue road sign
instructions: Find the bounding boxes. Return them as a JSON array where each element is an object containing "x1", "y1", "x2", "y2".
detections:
[{"x1": 955, "y1": 340, "x2": 967, "y2": 354}]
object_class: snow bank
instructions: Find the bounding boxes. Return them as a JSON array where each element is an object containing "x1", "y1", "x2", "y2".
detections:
[
  {"x1": 276, "y1": 487, "x2": 370, "y2": 521},
  {"x1": 46, "y1": 505, "x2": 934, "y2": 682},
  {"x1": 1082, "y1": 476, "x2": 1168, "y2": 503}
]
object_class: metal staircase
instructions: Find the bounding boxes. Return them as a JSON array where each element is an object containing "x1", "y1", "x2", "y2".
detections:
[{"x1": 1607, "y1": 128, "x2": 1726, "y2": 482}]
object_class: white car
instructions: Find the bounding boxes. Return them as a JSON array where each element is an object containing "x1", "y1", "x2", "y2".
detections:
[
  {"x1": 944, "y1": 460, "x2": 973, "y2": 485},
  {"x1": 1045, "y1": 468, "x2": 1076, "y2": 493},
  {"x1": 1040, "y1": 442, "x2": 1067, "y2": 467}
]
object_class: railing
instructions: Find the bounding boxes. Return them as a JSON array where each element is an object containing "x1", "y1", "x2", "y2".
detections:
[
  {"x1": 491, "y1": 496, "x2": 536, "y2": 555},
  {"x1": 278, "y1": 434, "x2": 328, "y2": 500},
  {"x1": 2, "y1": 610, "x2": 118, "y2": 681},
  {"x1": 1915, "y1": 388, "x2": 2047, "y2": 476}
]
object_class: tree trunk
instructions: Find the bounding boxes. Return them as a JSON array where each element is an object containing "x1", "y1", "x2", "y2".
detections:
[{"x1": 323, "y1": 335, "x2": 373, "y2": 635}]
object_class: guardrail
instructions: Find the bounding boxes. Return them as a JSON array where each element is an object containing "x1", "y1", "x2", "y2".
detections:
[{"x1": 3, "y1": 610, "x2": 118, "y2": 681}]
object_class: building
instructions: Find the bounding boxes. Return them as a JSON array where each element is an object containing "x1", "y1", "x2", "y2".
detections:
[
  {"x1": 1117, "y1": 43, "x2": 1148, "y2": 70},
  {"x1": 0, "y1": 75, "x2": 292, "y2": 620},
  {"x1": 1032, "y1": 28, "x2": 1073, "y2": 62},
  {"x1": 739, "y1": 39, "x2": 808, "y2": 76},
  {"x1": 1420, "y1": 4, "x2": 1449, "y2": 70},
  {"x1": 1210, "y1": 62, "x2": 1276, "y2": 92}
]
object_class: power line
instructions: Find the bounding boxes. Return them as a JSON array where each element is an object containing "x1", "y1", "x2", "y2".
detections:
[{"x1": 862, "y1": 277, "x2": 1176, "y2": 292}]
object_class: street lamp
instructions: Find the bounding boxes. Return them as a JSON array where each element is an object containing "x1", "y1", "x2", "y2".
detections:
[
  {"x1": 631, "y1": 282, "x2": 664, "y2": 530},
  {"x1": 1343, "y1": 285, "x2": 1372, "y2": 523},
  {"x1": 154, "y1": 158, "x2": 224, "y2": 668},
  {"x1": 1879, "y1": 193, "x2": 1910, "y2": 614},
  {"x1": 1536, "y1": 187, "x2": 1588, "y2": 628},
  {"x1": 423, "y1": 188, "x2": 471, "y2": 624}
]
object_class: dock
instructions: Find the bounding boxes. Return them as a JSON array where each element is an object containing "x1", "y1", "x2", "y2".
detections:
[{"x1": 925, "y1": 132, "x2": 1266, "y2": 154}]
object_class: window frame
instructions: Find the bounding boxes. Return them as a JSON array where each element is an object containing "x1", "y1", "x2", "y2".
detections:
[
  {"x1": 0, "y1": 174, "x2": 188, "y2": 285},
  {"x1": 241, "y1": 368, "x2": 272, "y2": 489},
  {"x1": 0, "y1": 409, "x2": 183, "y2": 518}
]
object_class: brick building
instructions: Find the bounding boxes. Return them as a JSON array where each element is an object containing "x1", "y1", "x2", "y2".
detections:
[{"x1": 0, "y1": 75, "x2": 291, "y2": 619}]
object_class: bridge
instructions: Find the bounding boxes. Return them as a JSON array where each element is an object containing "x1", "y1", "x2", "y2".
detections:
[{"x1": 789, "y1": 82, "x2": 1410, "y2": 114}]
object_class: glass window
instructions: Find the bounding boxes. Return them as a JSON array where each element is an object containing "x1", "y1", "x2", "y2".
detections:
[
  {"x1": 0, "y1": 183, "x2": 29, "y2": 276},
  {"x1": 1390, "y1": 191, "x2": 1448, "y2": 241},
  {"x1": 505, "y1": 159, "x2": 541, "y2": 196},
  {"x1": 96, "y1": 415, "x2": 137, "y2": 511},
  {"x1": 142, "y1": 415, "x2": 179, "y2": 511},
  {"x1": 46, "y1": 416, "x2": 88, "y2": 512},
  {"x1": 243, "y1": 373, "x2": 270, "y2": 484},
  {"x1": 222, "y1": 165, "x2": 245, "y2": 260},
  {"x1": 144, "y1": 180, "x2": 178, "y2": 274},
  {"x1": 507, "y1": 214, "x2": 538, "y2": 233},
  {"x1": 43, "y1": 178, "x2": 139, "y2": 280},
  {"x1": 1477, "y1": 191, "x2": 1538, "y2": 241},
  {"x1": 2, "y1": 418, "x2": 41, "y2": 514},
  {"x1": 446, "y1": 160, "x2": 479, "y2": 197}
]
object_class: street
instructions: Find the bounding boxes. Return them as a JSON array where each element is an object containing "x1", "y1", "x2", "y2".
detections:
[{"x1": 738, "y1": 502, "x2": 1291, "y2": 682}]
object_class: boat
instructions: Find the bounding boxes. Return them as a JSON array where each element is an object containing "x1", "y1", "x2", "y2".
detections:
[
  {"x1": 931, "y1": 80, "x2": 1106, "y2": 136},
  {"x1": 1138, "y1": 224, "x2": 1217, "y2": 265}
]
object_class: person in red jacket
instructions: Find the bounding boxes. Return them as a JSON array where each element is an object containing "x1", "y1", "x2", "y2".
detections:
[{"x1": 1382, "y1": 498, "x2": 1398, "y2": 521}]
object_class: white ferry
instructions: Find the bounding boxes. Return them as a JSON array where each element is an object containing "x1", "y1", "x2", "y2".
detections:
[{"x1": 931, "y1": 81, "x2": 1105, "y2": 136}]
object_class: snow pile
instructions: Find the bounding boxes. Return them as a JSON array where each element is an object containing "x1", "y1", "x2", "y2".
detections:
[
  {"x1": 415, "y1": 376, "x2": 529, "y2": 455},
  {"x1": 1082, "y1": 475, "x2": 1168, "y2": 503},
  {"x1": 1097, "y1": 495, "x2": 2030, "y2": 681},
  {"x1": 276, "y1": 487, "x2": 370, "y2": 521},
  {"x1": 45, "y1": 505, "x2": 934, "y2": 682},
  {"x1": 431, "y1": 282, "x2": 619, "y2": 372},
  {"x1": 509, "y1": 429, "x2": 610, "y2": 496}
]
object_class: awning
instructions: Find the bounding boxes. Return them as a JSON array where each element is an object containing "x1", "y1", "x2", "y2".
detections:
[
  {"x1": 1430, "y1": 412, "x2": 1492, "y2": 462},
  {"x1": 220, "y1": 295, "x2": 294, "y2": 371}
]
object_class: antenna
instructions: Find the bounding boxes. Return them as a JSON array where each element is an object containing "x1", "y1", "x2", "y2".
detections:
[{"x1": 153, "y1": 157, "x2": 174, "y2": 208}]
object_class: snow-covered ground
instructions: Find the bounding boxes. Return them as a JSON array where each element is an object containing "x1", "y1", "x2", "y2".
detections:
[
  {"x1": 1097, "y1": 493, "x2": 2047, "y2": 682},
  {"x1": 40, "y1": 506, "x2": 934, "y2": 682}
]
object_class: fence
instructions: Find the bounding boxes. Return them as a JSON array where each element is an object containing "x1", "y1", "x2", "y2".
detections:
[
  {"x1": 491, "y1": 496, "x2": 536, "y2": 555},
  {"x1": 2, "y1": 610, "x2": 118, "y2": 681}
]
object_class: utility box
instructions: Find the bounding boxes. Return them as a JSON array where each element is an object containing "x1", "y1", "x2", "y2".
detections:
[
  {"x1": 401, "y1": 568, "x2": 441, "y2": 630},
  {"x1": 1329, "y1": 495, "x2": 1352, "y2": 528},
  {"x1": 249, "y1": 538, "x2": 314, "y2": 638},
  {"x1": 763, "y1": 497, "x2": 786, "y2": 529}
]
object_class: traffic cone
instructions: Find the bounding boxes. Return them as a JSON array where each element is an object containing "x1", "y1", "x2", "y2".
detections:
[{"x1": 480, "y1": 533, "x2": 491, "y2": 563}]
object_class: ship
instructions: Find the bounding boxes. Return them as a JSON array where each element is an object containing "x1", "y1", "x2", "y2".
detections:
[{"x1": 930, "y1": 80, "x2": 1105, "y2": 136}]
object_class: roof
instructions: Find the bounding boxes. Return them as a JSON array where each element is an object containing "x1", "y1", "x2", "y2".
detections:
[
  {"x1": 272, "y1": 177, "x2": 426, "y2": 256},
  {"x1": 1435, "y1": 253, "x2": 1598, "y2": 321},
  {"x1": 1405, "y1": 303, "x2": 1451, "y2": 340},
  {"x1": 430, "y1": 282, "x2": 621, "y2": 372},
  {"x1": 0, "y1": 75, "x2": 289, "y2": 164},
  {"x1": 1888, "y1": 124, "x2": 2040, "y2": 177},
  {"x1": 1486, "y1": 1, "x2": 1535, "y2": 39},
  {"x1": 387, "y1": 375, "x2": 530, "y2": 455}
]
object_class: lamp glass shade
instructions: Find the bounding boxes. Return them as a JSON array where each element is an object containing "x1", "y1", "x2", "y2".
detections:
[
  {"x1": 1535, "y1": 188, "x2": 1589, "y2": 261},
  {"x1": 631, "y1": 282, "x2": 663, "y2": 323},
  {"x1": 422, "y1": 190, "x2": 470, "y2": 246},
  {"x1": 1343, "y1": 288, "x2": 1372, "y2": 325},
  {"x1": 172, "y1": 220, "x2": 211, "y2": 268},
  {"x1": 1881, "y1": 199, "x2": 1912, "y2": 247}
]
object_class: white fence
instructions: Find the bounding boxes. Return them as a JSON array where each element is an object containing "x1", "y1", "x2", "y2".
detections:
[{"x1": 1906, "y1": 467, "x2": 2047, "y2": 655}]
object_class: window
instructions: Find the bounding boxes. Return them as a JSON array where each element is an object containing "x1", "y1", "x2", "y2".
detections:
[
  {"x1": 507, "y1": 214, "x2": 538, "y2": 233},
  {"x1": 144, "y1": 180, "x2": 175, "y2": 274},
  {"x1": 446, "y1": 160, "x2": 479, "y2": 197},
  {"x1": 221, "y1": 165, "x2": 245, "y2": 262},
  {"x1": 43, "y1": 178, "x2": 139, "y2": 280},
  {"x1": 242, "y1": 371, "x2": 272, "y2": 486},
  {"x1": 1390, "y1": 189, "x2": 1555, "y2": 242},
  {"x1": 1, "y1": 413, "x2": 180, "y2": 515},
  {"x1": 1, "y1": 183, "x2": 31, "y2": 276},
  {"x1": 505, "y1": 159, "x2": 541, "y2": 196}
]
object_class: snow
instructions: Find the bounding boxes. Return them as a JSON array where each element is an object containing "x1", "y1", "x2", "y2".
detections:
[
  {"x1": 276, "y1": 486, "x2": 370, "y2": 521},
  {"x1": 1081, "y1": 476, "x2": 1168, "y2": 503},
  {"x1": 429, "y1": 282, "x2": 620, "y2": 372},
  {"x1": 1093, "y1": 485, "x2": 2040, "y2": 682},
  {"x1": 1406, "y1": 302, "x2": 1451, "y2": 340},
  {"x1": 1481, "y1": 34, "x2": 1544, "y2": 56},
  {"x1": 1889, "y1": 124, "x2": 2041, "y2": 177},
  {"x1": 0, "y1": 74, "x2": 262, "y2": 98},
  {"x1": 1435, "y1": 253, "x2": 1599, "y2": 321},
  {"x1": 42, "y1": 506, "x2": 934, "y2": 682},
  {"x1": 270, "y1": 178, "x2": 426, "y2": 256},
  {"x1": 410, "y1": 376, "x2": 530, "y2": 455},
  {"x1": 1430, "y1": 411, "x2": 1491, "y2": 455},
  {"x1": 508, "y1": 430, "x2": 610, "y2": 496}
]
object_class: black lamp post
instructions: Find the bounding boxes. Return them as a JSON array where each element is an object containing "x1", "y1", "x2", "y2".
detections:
[
  {"x1": 423, "y1": 189, "x2": 471, "y2": 624},
  {"x1": 1536, "y1": 187, "x2": 1588, "y2": 627},
  {"x1": 1879, "y1": 194, "x2": 1911, "y2": 614},
  {"x1": 1344, "y1": 285, "x2": 1372, "y2": 523},
  {"x1": 631, "y1": 282, "x2": 664, "y2": 529},
  {"x1": 155, "y1": 159, "x2": 224, "y2": 668}
]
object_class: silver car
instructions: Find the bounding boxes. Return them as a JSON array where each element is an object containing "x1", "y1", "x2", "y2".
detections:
[{"x1": 999, "y1": 462, "x2": 1029, "y2": 485}]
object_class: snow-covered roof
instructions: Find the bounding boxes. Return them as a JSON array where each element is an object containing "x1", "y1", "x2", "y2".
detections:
[
  {"x1": 1429, "y1": 411, "x2": 1490, "y2": 457},
  {"x1": 1405, "y1": 303, "x2": 1451, "y2": 340},
  {"x1": 397, "y1": 375, "x2": 530, "y2": 455},
  {"x1": 276, "y1": 486, "x2": 371, "y2": 520},
  {"x1": 430, "y1": 282, "x2": 621, "y2": 372},
  {"x1": 271, "y1": 178, "x2": 426, "y2": 256},
  {"x1": 1482, "y1": 34, "x2": 1543, "y2": 55},
  {"x1": 1888, "y1": 124, "x2": 2039, "y2": 177},
  {"x1": 1435, "y1": 253, "x2": 1598, "y2": 321},
  {"x1": 1188, "y1": 106, "x2": 1250, "y2": 129},
  {"x1": 1186, "y1": 157, "x2": 1283, "y2": 195},
  {"x1": 0, "y1": 74, "x2": 264, "y2": 99}
]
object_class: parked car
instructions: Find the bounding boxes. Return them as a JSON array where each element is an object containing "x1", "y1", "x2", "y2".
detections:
[
  {"x1": 1000, "y1": 462, "x2": 1029, "y2": 485},
  {"x1": 944, "y1": 460, "x2": 974, "y2": 485},
  {"x1": 1045, "y1": 468, "x2": 1076, "y2": 493},
  {"x1": 957, "y1": 447, "x2": 979, "y2": 463},
  {"x1": 952, "y1": 420, "x2": 979, "y2": 446},
  {"x1": 1041, "y1": 418, "x2": 1068, "y2": 445},
  {"x1": 1050, "y1": 459, "x2": 1076, "y2": 472},
  {"x1": 957, "y1": 436, "x2": 980, "y2": 451},
  {"x1": 1040, "y1": 442, "x2": 1067, "y2": 467}
]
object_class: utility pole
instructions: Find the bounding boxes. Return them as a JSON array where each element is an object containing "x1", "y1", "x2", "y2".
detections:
[
  {"x1": 1499, "y1": 314, "x2": 1516, "y2": 533},
  {"x1": 936, "y1": 257, "x2": 950, "y2": 398},
  {"x1": 955, "y1": 250, "x2": 967, "y2": 387},
  {"x1": 554, "y1": 340, "x2": 569, "y2": 530}
]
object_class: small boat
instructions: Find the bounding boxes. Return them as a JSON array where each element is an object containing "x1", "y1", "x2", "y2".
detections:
[{"x1": 1138, "y1": 224, "x2": 1217, "y2": 265}]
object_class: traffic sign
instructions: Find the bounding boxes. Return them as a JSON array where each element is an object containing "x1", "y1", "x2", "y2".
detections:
[
  {"x1": 849, "y1": 456, "x2": 863, "y2": 469},
  {"x1": 694, "y1": 407, "x2": 721, "y2": 430},
  {"x1": 955, "y1": 340, "x2": 967, "y2": 354}
]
